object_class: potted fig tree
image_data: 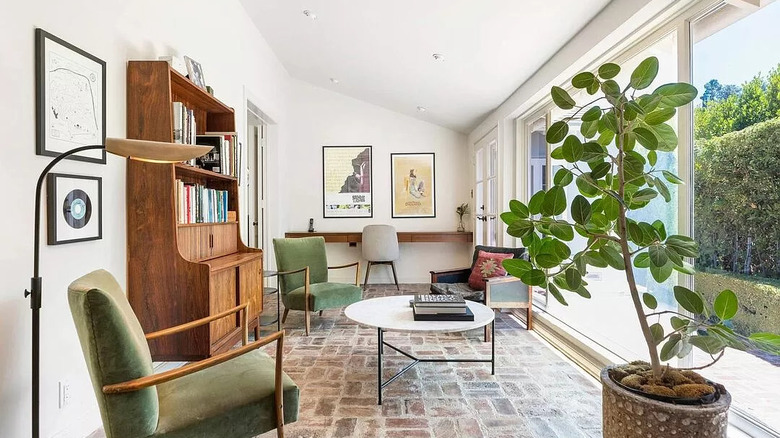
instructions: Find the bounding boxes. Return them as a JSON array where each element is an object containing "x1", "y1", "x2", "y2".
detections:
[{"x1": 501, "y1": 56, "x2": 780, "y2": 438}]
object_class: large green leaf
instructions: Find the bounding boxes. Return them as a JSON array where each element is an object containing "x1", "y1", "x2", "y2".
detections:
[
  {"x1": 650, "y1": 323, "x2": 664, "y2": 345},
  {"x1": 565, "y1": 268, "x2": 582, "y2": 290},
  {"x1": 632, "y1": 188, "x2": 658, "y2": 203},
  {"x1": 581, "y1": 106, "x2": 602, "y2": 122},
  {"x1": 521, "y1": 269, "x2": 547, "y2": 286},
  {"x1": 598, "y1": 63, "x2": 621, "y2": 79},
  {"x1": 660, "y1": 334, "x2": 682, "y2": 361},
  {"x1": 648, "y1": 244, "x2": 668, "y2": 267},
  {"x1": 630, "y1": 56, "x2": 659, "y2": 90},
  {"x1": 547, "y1": 283, "x2": 568, "y2": 306},
  {"x1": 650, "y1": 261, "x2": 674, "y2": 282},
  {"x1": 674, "y1": 286, "x2": 705, "y2": 314},
  {"x1": 507, "y1": 219, "x2": 534, "y2": 238},
  {"x1": 628, "y1": 222, "x2": 644, "y2": 244},
  {"x1": 570, "y1": 195, "x2": 592, "y2": 225},
  {"x1": 590, "y1": 162, "x2": 611, "y2": 180},
  {"x1": 601, "y1": 79, "x2": 621, "y2": 98},
  {"x1": 550, "y1": 222, "x2": 574, "y2": 241},
  {"x1": 561, "y1": 135, "x2": 584, "y2": 162},
  {"x1": 500, "y1": 212, "x2": 519, "y2": 225},
  {"x1": 600, "y1": 110, "x2": 619, "y2": 134},
  {"x1": 551, "y1": 86, "x2": 576, "y2": 110},
  {"x1": 581, "y1": 142, "x2": 607, "y2": 161},
  {"x1": 503, "y1": 258, "x2": 532, "y2": 278},
  {"x1": 553, "y1": 168, "x2": 574, "y2": 186},
  {"x1": 654, "y1": 83, "x2": 698, "y2": 108},
  {"x1": 662, "y1": 170, "x2": 684, "y2": 184},
  {"x1": 655, "y1": 177, "x2": 671, "y2": 202},
  {"x1": 528, "y1": 191, "x2": 545, "y2": 215},
  {"x1": 601, "y1": 195, "x2": 620, "y2": 221},
  {"x1": 584, "y1": 250, "x2": 608, "y2": 268},
  {"x1": 599, "y1": 246, "x2": 625, "y2": 270},
  {"x1": 642, "y1": 293, "x2": 658, "y2": 310},
  {"x1": 543, "y1": 186, "x2": 567, "y2": 216},
  {"x1": 643, "y1": 123, "x2": 678, "y2": 152},
  {"x1": 546, "y1": 121, "x2": 569, "y2": 144},
  {"x1": 644, "y1": 107, "x2": 676, "y2": 125},
  {"x1": 647, "y1": 150, "x2": 657, "y2": 166},
  {"x1": 509, "y1": 200, "x2": 530, "y2": 218},
  {"x1": 633, "y1": 252, "x2": 651, "y2": 268},
  {"x1": 572, "y1": 72, "x2": 596, "y2": 89},
  {"x1": 633, "y1": 127, "x2": 658, "y2": 150},
  {"x1": 689, "y1": 336, "x2": 726, "y2": 354},
  {"x1": 713, "y1": 289, "x2": 738, "y2": 321}
]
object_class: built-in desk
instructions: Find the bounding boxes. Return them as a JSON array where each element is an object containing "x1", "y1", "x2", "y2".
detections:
[{"x1": 284, "y1": 231, "x2": 473, "y2": 244}]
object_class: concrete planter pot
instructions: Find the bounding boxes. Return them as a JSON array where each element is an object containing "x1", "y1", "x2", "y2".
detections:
[{"x1": 601, "y1": 366, "x2": 732, "y2": 438}]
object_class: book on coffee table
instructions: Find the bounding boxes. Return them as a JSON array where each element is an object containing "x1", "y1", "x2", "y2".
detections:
[
  {"x1": 413, "y1": 294, "x2": 466, "y2": 307},
  {"x1": 413, "y1": 305, "x2": 474, "y2": 321}
]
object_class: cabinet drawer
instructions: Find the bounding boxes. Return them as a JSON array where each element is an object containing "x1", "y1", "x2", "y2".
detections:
[
  {"x1": 210, "y1": 223, "x2": 238, "y2": 258},
  {"x1": 177, "y1": 226, "x2": 210, "y2": 261}
]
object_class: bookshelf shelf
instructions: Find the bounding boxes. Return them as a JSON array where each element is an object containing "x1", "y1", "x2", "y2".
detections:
[{"x1": 126, "y1": 60, "x2": 262, "y2": 361}]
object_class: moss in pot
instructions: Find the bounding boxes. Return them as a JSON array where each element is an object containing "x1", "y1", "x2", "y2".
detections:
[{"x1": 501, "y1": 57, "x2": 780, "y2": 434}]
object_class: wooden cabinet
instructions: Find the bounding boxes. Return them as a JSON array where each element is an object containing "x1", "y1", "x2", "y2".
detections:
[{"x1": 126, "y1": 61, "x2": 263, "y2": 361}]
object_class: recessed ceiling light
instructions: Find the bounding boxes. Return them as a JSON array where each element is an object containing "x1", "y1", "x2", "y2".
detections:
[
  {"x1": 417, "y1": 106, "x2": 427, "y2": 112},
  {"x1": 329, "y1": 78, "x2": 339, "y2": 84},
  {"x1": 432, "y1": 53, "x2": 445, "y2": 61},
  {"x1": 303, "y1": 10, "x2": 317, "y2": 20}
]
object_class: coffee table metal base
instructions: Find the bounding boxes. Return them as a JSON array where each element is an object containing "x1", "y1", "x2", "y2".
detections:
[{"x1": 376, "y1": 321, "x2": 495, "y2": 405}]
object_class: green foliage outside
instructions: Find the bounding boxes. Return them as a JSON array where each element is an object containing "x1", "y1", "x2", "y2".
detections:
[
  {"x1": 694, "y1": 118, "x2": 780, "y2": 278},
  {"x1": 696, "y1": 271, "x2": 780, "y2": 336},
  {"x1": 501, "y1": 57, "x2": 780, "y2": 378}
]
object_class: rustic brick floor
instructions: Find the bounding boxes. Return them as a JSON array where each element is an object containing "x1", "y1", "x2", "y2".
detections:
[{"x1": 255, "y1": 284, "x2": 603, "y2": 438}]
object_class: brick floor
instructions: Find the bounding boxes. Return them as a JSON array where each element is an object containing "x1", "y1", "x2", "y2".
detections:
[{"x1": 256, "y1": 284, "x2": 603, "y2": 438}]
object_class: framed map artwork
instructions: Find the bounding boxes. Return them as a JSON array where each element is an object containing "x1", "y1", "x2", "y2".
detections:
[
  {"x1": 36, "y1": 29, "x2": 106, "y2": 164},
  {"x1": 322, "y1": 146, "x2": 373, "y2": 218}
]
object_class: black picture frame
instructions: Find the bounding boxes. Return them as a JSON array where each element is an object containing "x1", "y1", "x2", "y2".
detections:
[
  {"x1": 391, "y1": 152, "x2": 436, "y2": 218},
  {"x1": 322, "y1": 145, "x2": 373, "y2": 218},
  {"x1": 35, "y1": 28, "x2": 106, "y2": 164},
  {"x1": 47, "y1": 173, "x2": 103, "y2": 245}
]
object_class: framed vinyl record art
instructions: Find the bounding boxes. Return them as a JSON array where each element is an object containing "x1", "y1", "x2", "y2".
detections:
[
  {"x1": 35, "y1": 28, "x2": 106, "y2": 163},
  {"x1": 322, "y1": 146, "x2": 373, "y2": 218},
  {"x1": 47, "y1": 173, "x2": 102, "y2": 245},
  {"x1": 391, "y1": 153, "x2": 436, "y2": 218}
]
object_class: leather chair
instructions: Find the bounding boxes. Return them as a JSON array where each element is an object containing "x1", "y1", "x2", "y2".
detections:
[
  {"x1": 361, "y1": 224, "x2": 400, "y2": 290},
  {"x1": 430, "y1": 245, "x2": 533, "y2": 337},
  {"x1": 68, "y1": 269, "x2": 299, "y2": 438},
  {"x1": 273, "y1": 236, "x2": 362, "y2": 336}
]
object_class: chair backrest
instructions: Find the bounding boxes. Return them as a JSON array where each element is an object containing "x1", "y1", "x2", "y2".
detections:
[
  {"x1": 68, "y1": 269, "x2": 158, "y2": 438},
  {"x1": 273, "y1": 237, "x2": 329, "y2": 294},
  {"x1": 471, "y1": 245, "x2": 527, "y2": 269},
  {"x1": 362, "y1": 224, "x2": 400, "y2": 261}
]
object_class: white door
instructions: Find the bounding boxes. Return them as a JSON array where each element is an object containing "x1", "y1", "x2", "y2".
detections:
[
  {"x1": 474, "y1": 129, "x2": 498, "y2": 246},
  {"x1": 246, "y1": 108, "x2": 267, "y2": 250}
]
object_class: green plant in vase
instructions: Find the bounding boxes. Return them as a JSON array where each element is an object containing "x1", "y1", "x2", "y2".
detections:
[
  {"x1": 501, "y1": 56, "x2": 780, "y2": 436},
  {"x1": 456, "y1": 203, "x2": 470, "y2": 232}
]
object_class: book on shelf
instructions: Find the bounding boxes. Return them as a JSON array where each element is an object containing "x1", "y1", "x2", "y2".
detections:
[
  {"x1": 412, "y1": 306, "x2": 474, "y2": 321},
  {"x1": 172, "y1": 101, "x2": 198, "y2": 166},
  {"x1": 413, "y1": 294, "x2": 466, "y2": 307},
  {"x1": 175, "y1": 179, "x2": 230, "y2": 224}
]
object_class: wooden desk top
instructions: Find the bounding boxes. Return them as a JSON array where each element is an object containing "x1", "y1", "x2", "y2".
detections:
[{"x1": 284, "y1": 231, "x2": 473, "y2": 243}]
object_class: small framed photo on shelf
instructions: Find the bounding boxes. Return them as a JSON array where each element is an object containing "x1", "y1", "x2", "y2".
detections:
[
  {"x1": 184, "y1": 56, "x2": 207, "y2": 89},
  {"x1": 391, "y1": 152, "x2": 436, "y2": 218},
  {"x1": 47, "y1": 173, "x2": 102, "y2": 245},
  {"x1": 35, "y1": 28, "x2": 106, "y2": 164}
]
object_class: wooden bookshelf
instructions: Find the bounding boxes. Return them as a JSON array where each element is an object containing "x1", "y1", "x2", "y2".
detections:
[{"x1": 126, "y1": 60, "x2": 262, "y2": 361}]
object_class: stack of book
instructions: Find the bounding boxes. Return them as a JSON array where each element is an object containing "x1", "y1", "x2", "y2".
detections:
[
  {"x1": 175, "y1": 179, "x2": 230, "y2": 224},
  {"x1": 195, "y1": 133, "x2": 241, "y2": 180},
  {"x1": 172, "y1": 102, "x2": 197, "y2": 146},
  {"x1": 411, "y1": 294, "x2": 474, "y2": 321}
]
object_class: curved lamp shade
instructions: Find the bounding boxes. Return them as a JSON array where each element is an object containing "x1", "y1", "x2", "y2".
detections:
[{"x1": 105, "y1": 137, "x2": 212, "y2": 163}]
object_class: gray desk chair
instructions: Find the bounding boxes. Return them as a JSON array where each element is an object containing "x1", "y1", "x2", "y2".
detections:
[{"x1": 362, "y1": 224, "x2": 400, "y2": 290}]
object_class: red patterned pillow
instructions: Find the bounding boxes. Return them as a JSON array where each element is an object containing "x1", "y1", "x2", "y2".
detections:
[{"x1": 468, "y1": 250, "x2": 513, "y2": 290}]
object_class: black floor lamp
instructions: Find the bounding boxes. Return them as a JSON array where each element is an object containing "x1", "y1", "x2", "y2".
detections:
[{"x1": 25, "y1": 138, "x2": 210, "y2": 438}]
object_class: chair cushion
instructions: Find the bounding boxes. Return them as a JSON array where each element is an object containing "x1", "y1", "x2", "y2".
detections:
[
  {"x1": 470, "y1": 245, "x2": 527, "y2": 269},
  {"x1": 467, "y1": 250, "x2": 513, "y2": 290},
  {"x1": 154, "y1": 349, "x2": 299, "y2": 437},
  {"x1": 283, "y1": 282, "x2": 363, "y2": 312},
  {"x1": 430, "y1": 282, "x2": 484, "y2": 302}
]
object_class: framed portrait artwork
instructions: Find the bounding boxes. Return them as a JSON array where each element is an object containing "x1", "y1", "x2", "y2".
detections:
[
  {"x1": 322, "y1": 146, "x2": 373, "y2": 218},
  {"x1": 35, "y1": 28, "x2": 106, "y2": 164},
  {"x1": 47, "y1": 173, "x2": 102, "y2": 245},
  {"x1": 391, "y1": 153, "x2": 436, "y2": 218},
  {"x1": 184, "y1": 56, "x2": 207, "y2": 89}
]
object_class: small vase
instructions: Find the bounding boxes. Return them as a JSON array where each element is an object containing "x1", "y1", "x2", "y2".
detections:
[{"x1": 457, "y1": 219, "x2": 465, "y2": 232}]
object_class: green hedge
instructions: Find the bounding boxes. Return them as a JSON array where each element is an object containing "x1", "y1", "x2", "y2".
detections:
[
  {"x1": 696, "y1": 271, "x2": 780, "y2": 335},
  {"x1": 694, "y1": 117, "x2": 780, "y2": 278}
]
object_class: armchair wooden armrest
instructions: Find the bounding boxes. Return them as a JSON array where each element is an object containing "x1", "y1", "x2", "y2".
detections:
[
  {"x1": 328, "y1": 261, "x2": 361, "y2": 286},
  {"x1": 430, "y1": 267, "x2": 471, "y2": 283},
  {"x1": 277, "y1": 267, "x2": 313, "y2": 335},
  {"x1": 145, "y1": 302, "x2": 250, "y2": 346}
]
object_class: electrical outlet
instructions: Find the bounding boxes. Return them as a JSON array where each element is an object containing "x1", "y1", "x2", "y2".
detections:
[{"x1": 58, "y1": 380, "x2": 71, "y2": 409}]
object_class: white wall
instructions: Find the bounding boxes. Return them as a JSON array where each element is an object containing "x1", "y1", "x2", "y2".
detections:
[
  {"x1": 0, "y1": 1, "x2": 290, "y2": 436},
  {"x1": 280, "y1": 80, "x2": 472, "y2": 283}
]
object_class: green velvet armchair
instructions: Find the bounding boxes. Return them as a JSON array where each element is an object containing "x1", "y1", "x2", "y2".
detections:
[
  {"x1": 68, "y1": 269, "x2": 299, "y2": 438},
  {"x1": 273, "y1": 237, "x2": 362, "y2": 336}
]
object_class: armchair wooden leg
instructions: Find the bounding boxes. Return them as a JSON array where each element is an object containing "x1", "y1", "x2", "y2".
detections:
[
  {"x1": 363, "y1": 261, "x2": 373, "y2": 290},
  {"x1": 390, "y1": 261, "x2": 400, "y2": 291},
  {"x1": 275, "y1": 332, "x2": 285, "y2": 438},
  {"x1": 304, "y1": 309, "x2": 310, "y2": 336},
  {"x1": 282, "y1": 308, "x2": 289, "y2": 323},
  {"x1": 526, "y1": 306, "x2": 533, "y2": 331},
  {"x1": 319, "y1": 310, "x2": 323, "y2": 316}
]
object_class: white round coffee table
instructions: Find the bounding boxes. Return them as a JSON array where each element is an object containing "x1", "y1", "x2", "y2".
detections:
[{"x1": 345, "y1": 295, "x2": 495, "y2": 404}]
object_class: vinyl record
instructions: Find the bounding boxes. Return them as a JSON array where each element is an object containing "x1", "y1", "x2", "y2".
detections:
[{"x1": 62, "y1": 189, "x2": 92, "y2": 229}]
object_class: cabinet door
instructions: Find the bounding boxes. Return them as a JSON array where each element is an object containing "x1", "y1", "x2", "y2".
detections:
[
  {"x1": 210, "y1": 223, "x2": 238, "y2": 258},
  {"x1": 209, "y1": 269, "x2": 238, "y2": 343},
  {"x1": 239, "y1": 258, "x2": 263, "y2": 320},
  {"x1": 177, "y1": 226, "x2": 210, "y2": 261}
]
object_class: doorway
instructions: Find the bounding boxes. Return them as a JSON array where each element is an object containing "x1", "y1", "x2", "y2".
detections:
[
  {"x1": 474, "y1": 128, "x2": 498, "y2": 247},
  {"x1": 245, "y1": 100, "x2": 268, "y2": 252}
]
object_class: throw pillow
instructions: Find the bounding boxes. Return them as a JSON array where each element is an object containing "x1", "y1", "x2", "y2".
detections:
[{"x1": 467, "y1": 250, "x2": 513, "y2": 291}]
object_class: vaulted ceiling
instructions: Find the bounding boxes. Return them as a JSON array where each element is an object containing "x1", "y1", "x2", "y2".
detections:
[{"x1": 241, "y1": 0, "x2": 610, "y2": 133}]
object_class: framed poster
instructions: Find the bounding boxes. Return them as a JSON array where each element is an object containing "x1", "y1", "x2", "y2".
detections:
[
  {"x1": 47, "y1": 173, "x2": 102, "y2": 245},
  {"x1": 391, "y1": 153, "x2": 436, "y2": 218},
  {"x1": 35, "y1": 28, "x2": 106, "y2": 164},
  {"x1": 322, "y1": 146, "x2": 373, "y2": 218}
]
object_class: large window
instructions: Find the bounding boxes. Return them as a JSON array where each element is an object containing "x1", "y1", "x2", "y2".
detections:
[{"x1": 691, "y1": 2, "x2": 780, "y2": 433}]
